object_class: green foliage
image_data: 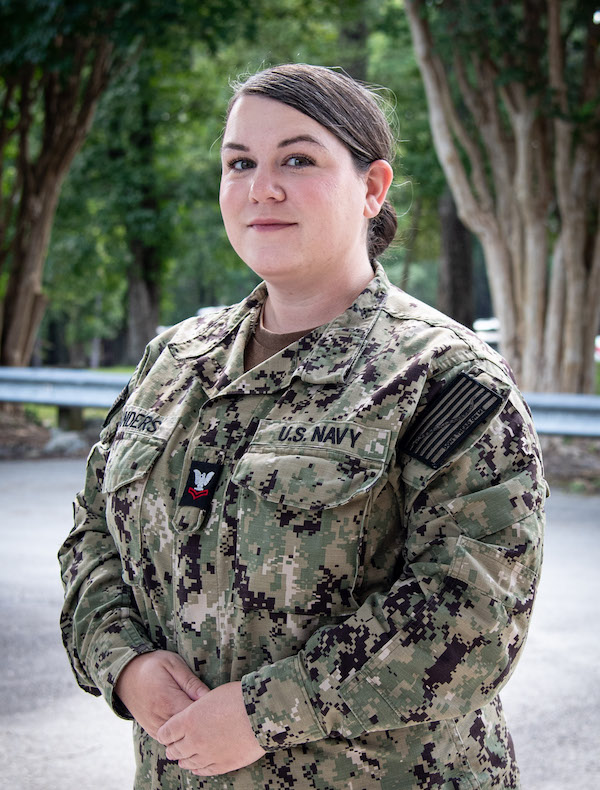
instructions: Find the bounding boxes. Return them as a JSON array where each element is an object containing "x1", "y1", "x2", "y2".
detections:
[
  {"x1": 39, "y1": 0, "x2": 449, "y2": 363},
  {"x1": 384, "y1": 255, "x2": 439, "y2": 306},
  {"x1": 423, "y1": 0, "x2": 600, "y2": 125},
  {"x1": 0, "y1": 0, "x2": 260, "y2": 69},
  {"x1": 367, "y1": 16, "x2": 444, "y2": 263},
  {"x1": 44, "y1": 0, "x2": 346, "y2": 351}
]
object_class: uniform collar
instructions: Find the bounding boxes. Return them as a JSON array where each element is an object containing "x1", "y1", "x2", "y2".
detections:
[{"x1": 167, "y1": 264, "x2": 389, "y2": 397}]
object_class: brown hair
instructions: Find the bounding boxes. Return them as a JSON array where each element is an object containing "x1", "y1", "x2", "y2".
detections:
[{"x1": 227, "y1": 63, "x2": 397, "y2": 263}]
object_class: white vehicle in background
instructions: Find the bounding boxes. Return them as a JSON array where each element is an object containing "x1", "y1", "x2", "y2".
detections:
[
  {"x1": 473, "y1": 317, "x2": 501, "y2": 351},
  {"x1": 156, "y1": 305, "x2": 225, "y2": 337}
]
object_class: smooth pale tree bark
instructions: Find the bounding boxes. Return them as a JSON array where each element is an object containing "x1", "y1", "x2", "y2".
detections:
[{"x1": 405, "y1": 0, "x2": 600, "y2": 392}]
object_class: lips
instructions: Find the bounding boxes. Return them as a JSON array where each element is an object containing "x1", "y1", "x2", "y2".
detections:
[{"x1": 248, "y1": 219, "x2": 297, "y2": 231}]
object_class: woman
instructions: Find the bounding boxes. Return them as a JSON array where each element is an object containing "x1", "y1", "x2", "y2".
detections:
[{"x1": 59, "y1": 64, "x2": 546, "y2": 789}]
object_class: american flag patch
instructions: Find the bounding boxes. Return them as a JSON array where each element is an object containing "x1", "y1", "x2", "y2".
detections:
[{"x1": 404, "y1": 373, "x2": 504, "y2": 469}]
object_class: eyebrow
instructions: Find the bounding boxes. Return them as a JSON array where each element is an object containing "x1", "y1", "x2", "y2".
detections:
[{"x1": 221, "y1": 134, "x2": 327, "y2": 152}]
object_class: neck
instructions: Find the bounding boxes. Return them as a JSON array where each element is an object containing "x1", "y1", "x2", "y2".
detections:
[{"x1": 261, "y1": 261, "x2": 375, "y2": 333}]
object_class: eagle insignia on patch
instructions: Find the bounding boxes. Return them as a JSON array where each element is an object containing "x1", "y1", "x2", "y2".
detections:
[
  {"x1": 179, "y1": 461, "x2": 223, "y2": 509},
  {"x1": 404, "y1": 373, "x2": 503, "y2": 469}
]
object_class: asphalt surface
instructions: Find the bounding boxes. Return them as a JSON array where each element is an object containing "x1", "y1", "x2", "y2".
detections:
[{"x1": 0, "y1": 457, "x2": 598, "y2": 789}]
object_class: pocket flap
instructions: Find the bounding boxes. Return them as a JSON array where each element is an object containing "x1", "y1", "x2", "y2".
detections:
[
  {"x1": 442, "y1": 469, "x2": 545, "y2": 540},
  {"x1": 232, "y1": 449, "x2": 384, "y2": 510},
  {"x1": 103, "y1": 437, "x2": 165, "y2": 492},
  {"x1": 448, "y1": 534, "x2": 537, "y2": 608}
]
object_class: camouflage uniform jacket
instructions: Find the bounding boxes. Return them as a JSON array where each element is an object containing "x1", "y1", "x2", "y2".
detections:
[{"x1": 59, "y1": 264, "x2": 545, "y2": 790}]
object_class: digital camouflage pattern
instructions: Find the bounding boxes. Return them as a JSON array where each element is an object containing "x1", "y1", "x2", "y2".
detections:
[{"x1": 59, "y1": 264, "x2": 546, "y2": 789}]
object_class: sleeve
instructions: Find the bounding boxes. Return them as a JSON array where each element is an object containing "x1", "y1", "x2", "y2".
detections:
[
  {"x1": 58, "y1": 372, "x2": 155, "y2": 718},
  {"x1": 240, "y1": 367, "x2": 546, "y2": 750}
]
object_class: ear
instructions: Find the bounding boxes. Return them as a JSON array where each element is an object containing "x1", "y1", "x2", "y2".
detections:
[{"x1": 363, "y1": 160, "x2": 394, "y2": 219}]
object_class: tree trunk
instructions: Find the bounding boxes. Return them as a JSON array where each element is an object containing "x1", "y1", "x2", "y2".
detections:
[
  {"x1": 338, "y1": 0, "x2": 369, "y2": 81},
  {"x1": 122, "y1": 84, "x2": 162, "y2": 365},
  {"x1": 1, "y1": 177, "x2": 60, "y2": 366},
  {"x1": 0, "y1": 39, "x2": 113, "y2": 367},
  {"x1": 125, "y1": 242, "x2": 160, "y2": 364},
  {"x1": 437, "y1": 188, "x2": 473, "y2": 329},
  {"x1": 405, "y1": 0, "x2": 600, "y2": 392},
  {"x1": 401, "y1": 198, "x2": 422, "y2": 291}
]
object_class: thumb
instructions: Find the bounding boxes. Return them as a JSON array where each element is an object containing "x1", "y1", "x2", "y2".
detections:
[
  {"x1": 168, "y1": 660, "x2": 210, "y2": 701},
  {"x1": 185, "y1": 674, "x2": 210, "y2": 701}
]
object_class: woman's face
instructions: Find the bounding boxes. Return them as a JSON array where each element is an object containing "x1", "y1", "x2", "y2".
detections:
[{"x1": 219, "y1": 95, "x2": 375, "y2": 289}]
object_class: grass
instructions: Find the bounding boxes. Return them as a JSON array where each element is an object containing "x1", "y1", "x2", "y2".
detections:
[
  {"x1": 95, "y1": 366, "x2": 136, "y2": 374},
  {"x1": 24, "y1": 404, "x2": 108, "y2": 429}
]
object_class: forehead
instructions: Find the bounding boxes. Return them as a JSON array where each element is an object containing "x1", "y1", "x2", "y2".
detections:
[{"x1": 223, "y1": 95, "x2": 343, "y2": 151}]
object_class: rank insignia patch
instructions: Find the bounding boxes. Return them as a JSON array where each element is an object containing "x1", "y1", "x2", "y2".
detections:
[
  {"x1": 179, "y1": 461, "x2": 223, "y2": 509},
  {"x1": 404, "y1": 373, "x2": 504, "y2": 469}
]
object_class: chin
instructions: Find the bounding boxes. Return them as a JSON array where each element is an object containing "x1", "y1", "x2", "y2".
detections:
[{"x1": 243, "y1": 254, "x2": 305, "y2": 282}]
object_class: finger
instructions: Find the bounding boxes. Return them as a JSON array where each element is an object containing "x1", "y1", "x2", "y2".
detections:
[
  {"x1": 165, "y1": 739, "x2": 189, "y2": 761},
  {"x1": 190, "y1": 764, "x2": 217, "y2": 776},
  {"x1": 156, "y1": 716, "x2": 183, "y2": 746},
  {"x1": 178, "y1": 756, "x2": 214, "y2": 773}
]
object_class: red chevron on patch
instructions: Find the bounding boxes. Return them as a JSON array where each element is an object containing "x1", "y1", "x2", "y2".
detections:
[
  {"x1": 188, "y1": 487, "x2": 209, "y2": 500},
  {"x1": 180, "y1": 461, "x2": 223, "y2": 510}
]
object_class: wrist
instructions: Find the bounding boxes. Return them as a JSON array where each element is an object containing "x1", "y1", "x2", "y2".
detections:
[{"x1": 113, "y1": 649, "x2": 156, "y2": 715}]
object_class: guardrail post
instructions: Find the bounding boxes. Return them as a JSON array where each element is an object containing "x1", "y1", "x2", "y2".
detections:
[{"x1": 58, "y1": 406, "x2": 85, "y2": 432}]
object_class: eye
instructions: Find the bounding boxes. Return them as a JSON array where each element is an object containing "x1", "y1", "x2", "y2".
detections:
[
  {"x1": 284, "y1": 155, "x2": 315, "y2": 168},
  {"x1": 227, "y1": 158, "x2": 255, "y2": 171}
]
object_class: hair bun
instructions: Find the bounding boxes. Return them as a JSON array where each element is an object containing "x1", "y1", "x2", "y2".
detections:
[{"x1": 368, "y1": 200, "x2": 397, "y2": 260}]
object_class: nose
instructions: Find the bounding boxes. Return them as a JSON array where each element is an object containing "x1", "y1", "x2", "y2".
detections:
[{"x1": 248, "y1": 165, "x2": 285, "y2": 203}]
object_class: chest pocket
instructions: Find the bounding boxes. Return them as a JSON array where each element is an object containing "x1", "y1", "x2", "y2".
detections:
[
  {"x1": 103, "y1": 435, "x2": 166, "y2": 585},
  {"x1": 230, "y1": 420, "x2": 390, "y2": 616}
]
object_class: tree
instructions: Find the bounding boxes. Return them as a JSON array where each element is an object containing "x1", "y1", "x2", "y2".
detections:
[
  {"x1": 0, "y1": 1, "x2": 119, "y2": 366},
  {"x1": 405, "y1": 0, "x2": 600, "y2": 392},
  {"x1": 338, "y1": 0, "x2": 369, "y2": 80},
  {"x1": 0, "y1": 0, "x2": 257, "y2": 368},
  {"x1": 437, "y1": 188, "x2": 474, "y2": 328},
  {"x1": 42, "y1": 0, "x2": 346, "y2": 366},
  {"x1": 367, "y1": 7, "x2": 451, "y2": 303}
]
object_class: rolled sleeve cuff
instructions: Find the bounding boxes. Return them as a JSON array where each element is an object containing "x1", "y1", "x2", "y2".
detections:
[
  {"x1": 241, "y1": 653, "x2": 330, "y2": 751},
  {"x1": 85, "y1": 614, "x2": 155, "y2": 720}
]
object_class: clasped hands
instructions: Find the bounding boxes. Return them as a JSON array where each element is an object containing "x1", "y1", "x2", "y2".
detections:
[{"x1": 115, "y1": 650, "x2": 266, "y2": 777}]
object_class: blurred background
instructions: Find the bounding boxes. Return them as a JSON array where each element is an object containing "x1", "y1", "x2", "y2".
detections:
[
  {"x1": 0, "y1": 0, "x2": 598, "y2": 394},
  {"x1": 1, "y1": 3, "x2": 599, "y2": 788}
]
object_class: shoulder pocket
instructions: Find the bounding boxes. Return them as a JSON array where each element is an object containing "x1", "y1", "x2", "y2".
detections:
[{"x1": 448, "y1": 534, "x2": 537, "y2": 611}]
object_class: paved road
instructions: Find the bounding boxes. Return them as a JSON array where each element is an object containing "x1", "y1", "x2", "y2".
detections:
[{"x1": 0, "y1": 457, "x2": 598, "y2": 789}]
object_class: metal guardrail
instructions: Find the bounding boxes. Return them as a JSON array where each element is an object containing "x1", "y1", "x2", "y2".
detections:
[
  {"x1": 0, "y1": 367, "x2": 130, "y2": 408},
  {"x1": 0, "y1": 367, "x2": 599, "y2": 438},
  {"x1": 0, "y1": 367, "x2": 130, "y2": 430},
  {"x1": 523, "y1": 392, "x2": 600, "y2": 438}
]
